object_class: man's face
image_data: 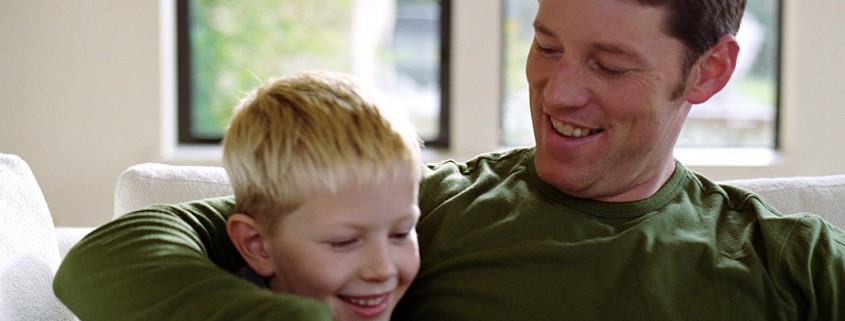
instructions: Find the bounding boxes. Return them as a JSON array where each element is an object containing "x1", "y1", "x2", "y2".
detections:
[
  {"x1": 527, "y1": 0, "x2": 694, "y2": 201},
  {"x1": 262, "y1": 166, "x2": 421, "y2": 321}
]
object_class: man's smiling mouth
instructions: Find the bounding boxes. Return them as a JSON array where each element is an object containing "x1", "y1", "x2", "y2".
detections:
[{"x1": 551, "y1": 118, "x2": 603, "y2": 138}]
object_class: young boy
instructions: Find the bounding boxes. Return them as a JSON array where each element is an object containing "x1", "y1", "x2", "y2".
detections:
[{"x1": 222, "y1": 71, "x2": 422, "y2": 321}]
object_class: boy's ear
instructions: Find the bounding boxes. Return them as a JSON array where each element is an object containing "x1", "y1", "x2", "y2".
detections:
[
  {"x1": 685, "y1": 34, "x2": 740, "y2": 105},
  {"x1": 227, "y1": 213, "x2": 275, "y2": 277}
]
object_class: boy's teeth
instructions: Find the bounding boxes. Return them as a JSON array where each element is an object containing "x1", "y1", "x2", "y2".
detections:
[
  {"x1": 552, "y1": 119, "x2": 593, "y2": 138},
  {"x1": 340, "y1": 295, "x2": 386, "y2": 307}
]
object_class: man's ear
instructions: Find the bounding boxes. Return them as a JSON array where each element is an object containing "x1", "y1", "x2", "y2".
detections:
[
  {"x1": 685, "y1": 34, "x2": 740, "y2": 105},
  {"x1": 227, "y1": 213, "x2": 275, "y2": 277}
]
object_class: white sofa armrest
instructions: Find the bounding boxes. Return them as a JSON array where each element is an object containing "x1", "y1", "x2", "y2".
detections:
[{"x1": 0, "y1": 153, "x2": 78, "y2": 320}]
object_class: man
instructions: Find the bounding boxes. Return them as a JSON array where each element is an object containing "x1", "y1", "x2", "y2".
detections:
[{"x1": 55, "y1": 0, "x2": 844, "y2": 320}]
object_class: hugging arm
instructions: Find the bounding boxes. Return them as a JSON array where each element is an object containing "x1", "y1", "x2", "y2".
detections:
[{"x1": 53, "y1": 197, "x2": 331, "y2": 321}]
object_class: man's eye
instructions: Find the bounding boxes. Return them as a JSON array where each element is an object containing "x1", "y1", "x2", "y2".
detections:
[
  {"x1": 594, "y1": 63, "x2": 629, "y2": 76},
  {"x1": 532, "y1": 40, "x2": 560, "y2": 56}
]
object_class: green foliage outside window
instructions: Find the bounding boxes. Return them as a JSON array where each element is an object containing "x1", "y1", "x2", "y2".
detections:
[
  {"x1": 182, "y1": 0, "x2": 444, "y2": 145},
  {"x1": 189, "y1": 0, "x2": 353, "y2": 139}
]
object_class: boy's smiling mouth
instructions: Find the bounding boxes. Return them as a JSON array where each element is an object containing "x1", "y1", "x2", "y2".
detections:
[
  {"x1": 339, "y1": 293, "x2": 388, "y2": 307},
  {"x1": 338, "y1": 293, "x2": 392, "y2": 318}
]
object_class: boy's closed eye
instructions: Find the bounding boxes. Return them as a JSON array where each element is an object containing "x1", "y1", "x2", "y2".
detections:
[
  {"x1": 390, "y1": 230, "x2": 416, "y2": 242},
  {"x1": 391, "y1": 232, "x2": 410, "y2": 239},
  {"x1": 328, "y1": 238, "x2": 361, "y2": 250}
]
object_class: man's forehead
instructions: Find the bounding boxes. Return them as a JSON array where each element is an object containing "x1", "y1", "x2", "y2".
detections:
[
  {"x1": 533, "y1": 0, "x2": 670, "y2": 32},
  {"x1": 532, "y1": 1, "x2": 677, "y2": 56}
]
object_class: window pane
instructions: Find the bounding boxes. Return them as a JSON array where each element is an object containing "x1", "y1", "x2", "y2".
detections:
[
  {"x1": 179, "y1": 0, "x2": 447, "y2": 145},
  {"x1": 501, "y1": 0, "x2": 781, "y2": 148}
]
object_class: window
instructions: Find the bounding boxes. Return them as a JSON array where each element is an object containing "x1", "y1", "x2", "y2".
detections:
[
  {"x1": 501, "y1": 0, "x2": 782, "y2": 149},
  {"x1": 177, "y1": 0, "x2": 450, "y2": 147}
]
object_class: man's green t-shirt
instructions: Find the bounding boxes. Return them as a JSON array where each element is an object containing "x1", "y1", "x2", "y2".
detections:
[{"x1": 397, "y1": 148, "x2": 844, "y2": 320}]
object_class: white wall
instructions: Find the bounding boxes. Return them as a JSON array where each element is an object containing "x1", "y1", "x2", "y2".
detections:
[{"x1": 1, "y1": 0, "x2": 844, "y2": 228}]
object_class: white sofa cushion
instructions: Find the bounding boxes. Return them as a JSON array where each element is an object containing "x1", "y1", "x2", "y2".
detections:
[
  {"x1": 113, "y1": 163, "x2": 233, "y2": 219},
  {"x1": 0, "y1": 153, "x2": 77, "y2": 320},
  {"x1": 724, "y1": 175, "x2": 845, "y2": 228},
  {"x1": 113, "y1": 162, "x2": 844, "y2": 230}
]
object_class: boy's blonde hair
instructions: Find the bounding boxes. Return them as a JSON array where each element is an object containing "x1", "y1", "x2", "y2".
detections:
[{"x1": 222, "y1": 71, "x2": 422, "y2": 227}]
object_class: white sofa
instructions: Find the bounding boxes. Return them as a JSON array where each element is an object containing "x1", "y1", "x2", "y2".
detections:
[
  {"x1": 112, "y1": 162, "x2": 233, "y2": 220},
  {"x1": 0, "y1": 154, "x2": 77, "y2": 320},
  {"x1": 2, "y1": 153, "x2": 844, "y2": 321}
]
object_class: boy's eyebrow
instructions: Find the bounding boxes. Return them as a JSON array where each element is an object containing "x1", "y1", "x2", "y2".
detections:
[{"x1": 331, "y1": 211, "x2": 419, "y2": 230}]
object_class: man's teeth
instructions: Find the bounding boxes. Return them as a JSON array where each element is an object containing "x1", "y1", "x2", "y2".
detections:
[
  {"x1": 551, "y1": 119, "x2": 594, "y2": 138},
  {"x1": 340, "y1": 295, "x2": 386, "y2": 307}
]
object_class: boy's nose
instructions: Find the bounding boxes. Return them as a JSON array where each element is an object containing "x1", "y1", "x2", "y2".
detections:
[{"x1": 360, "y1": 243, "x2": 397, "y2": 282}]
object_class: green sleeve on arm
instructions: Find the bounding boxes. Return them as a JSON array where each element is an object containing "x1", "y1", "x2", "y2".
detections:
[
  {"x1": 53, "y1": 197, "x2": 332, "y2": 321},
  {"x1": 778, "y1": 214, "x2": 845, "y2": 321}
]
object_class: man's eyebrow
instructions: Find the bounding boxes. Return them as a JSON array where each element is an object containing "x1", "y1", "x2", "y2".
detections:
[
  {"x1": 534, "y1": 22, "x2": 649, "y2": 63},
  {"x1": 533, "y1": 22, "x2": 555, "y2": 38},
  {"x1": 592, "y1": 43, "x2": 650, "y2": 65}
]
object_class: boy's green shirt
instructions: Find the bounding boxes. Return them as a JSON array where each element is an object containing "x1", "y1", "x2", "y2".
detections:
[{"x1": 54, "y1": 148, "x2": 845, "y2": 320}]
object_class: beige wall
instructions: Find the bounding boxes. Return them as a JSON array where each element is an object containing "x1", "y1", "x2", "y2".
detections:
[
  {"x1": 1, "y1": 0, "x2": 844, "y2": 228},
  {"x1": 1, "y1": 1, "x2": 161, "y2": 227}
]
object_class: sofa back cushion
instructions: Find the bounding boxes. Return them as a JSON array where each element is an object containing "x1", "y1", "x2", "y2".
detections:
[
  {"x1": 113, "y1": 163, "x2": 233, "y2": 219},
  {"x1": 724, "y1": 175, "x2": 845, "y2": 228},
  {"x1": 113, "y1": 162, "x2": 845, "y2": 230}
]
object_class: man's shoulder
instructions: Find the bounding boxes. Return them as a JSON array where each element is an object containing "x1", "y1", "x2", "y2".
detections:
[
  {"x1": 680, "y1": 165, "x2": 779, "y2": 216},
  {"x1": 424, "y1": 147, "x2": 533, "y2": 176},
  {"x1": 419, "y1": 147, "x2": 535, "y2": 216}
]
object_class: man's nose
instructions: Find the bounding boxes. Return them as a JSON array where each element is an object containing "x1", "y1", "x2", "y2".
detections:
[{"x1": 544, "y1": 58, "x2": 591, "y2": 109}]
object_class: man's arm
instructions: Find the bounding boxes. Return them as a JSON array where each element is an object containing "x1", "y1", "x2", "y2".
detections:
[
  {"x1": 53, "y1": 197, "x2": 331, "y2": 321},
  {"x1": 778, "y1": 214, "x2": 845, "y2": 320}
]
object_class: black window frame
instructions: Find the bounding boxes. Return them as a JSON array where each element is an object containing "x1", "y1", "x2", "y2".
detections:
[{"x1": 176, "y1": 0, "x2": 451, "y2": 147}]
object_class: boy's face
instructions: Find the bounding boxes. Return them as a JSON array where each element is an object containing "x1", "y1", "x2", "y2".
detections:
[{"x1": 263, "y1": 166, "x2": 420, "y2": 321}]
